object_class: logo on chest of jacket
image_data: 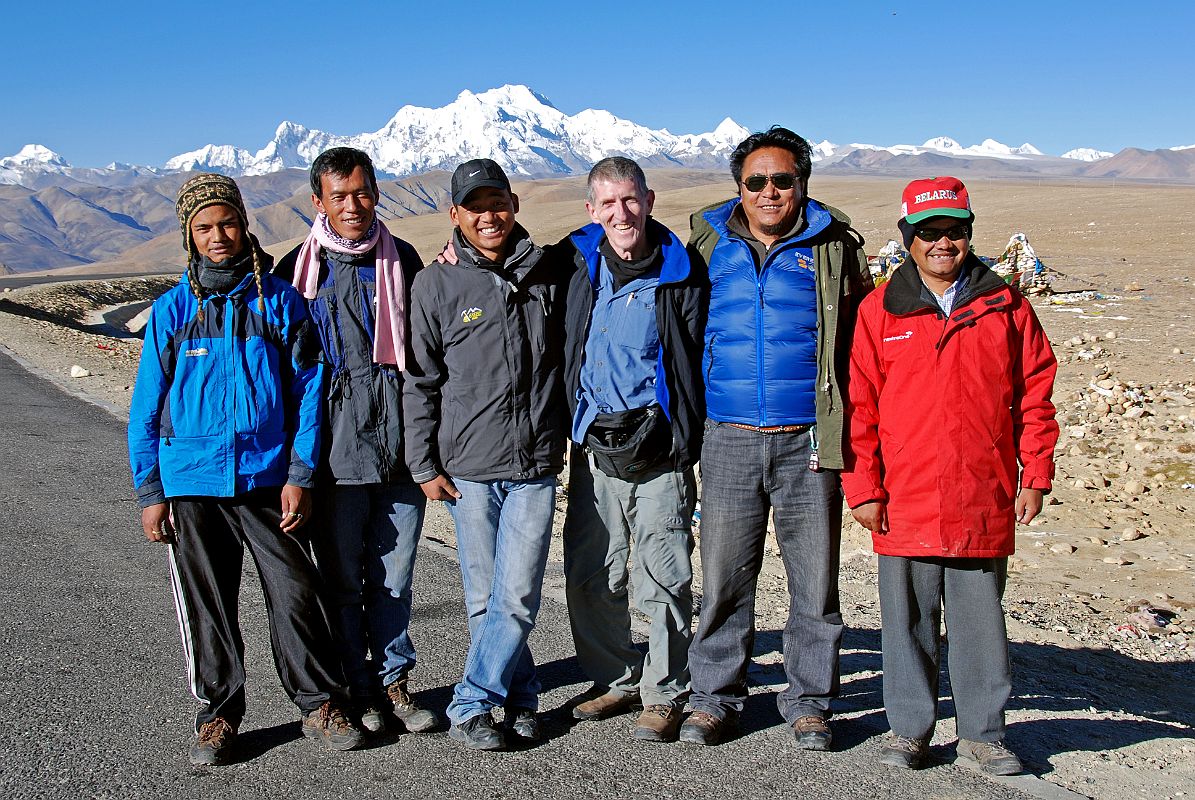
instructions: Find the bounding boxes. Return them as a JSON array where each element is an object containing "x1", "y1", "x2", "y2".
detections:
[
  {"x1": 882, "y1": 330, "x2": 914, "y2": 342},
  {"x1": 794, "y1": 252, "x2": 815, "y2": 272},
  {"x1": 461, "y1": 307, "x2": 484, "y2": 324},
  {"x1": 184, "y1": 347, "x2": 209, "y2": 357}
]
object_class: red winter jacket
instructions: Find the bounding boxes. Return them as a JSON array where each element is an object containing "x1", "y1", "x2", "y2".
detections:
[{"x1": 841, "y1": 256, "x2": 1058, "y2": 558}]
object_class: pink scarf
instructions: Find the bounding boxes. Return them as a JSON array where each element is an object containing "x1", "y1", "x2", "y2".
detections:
[{"x1": 291, "y1": 214, "x2": 407, "y2": 369}]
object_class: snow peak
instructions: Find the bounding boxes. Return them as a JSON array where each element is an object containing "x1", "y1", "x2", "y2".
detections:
[{"x1": 184, "y1": 347, "x2": 209, "y2": 357}]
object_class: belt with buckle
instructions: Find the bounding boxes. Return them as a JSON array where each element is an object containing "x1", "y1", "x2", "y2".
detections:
[{"x1": 725, "y1": 423, "x2": 813, "y2": 434}]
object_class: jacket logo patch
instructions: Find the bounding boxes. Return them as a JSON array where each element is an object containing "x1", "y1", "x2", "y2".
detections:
[
  {"x1": 882, "y1": 330, "x2": 914, "y2": 342},
  {"x1": 794, "y1": 252, "x2": 815, "y2": 272},
  {"x1": 461, "y1": 307, "x2": 484, "y2": 324},
  {"x1": 184, "y1": 347, "x2": 209, "y2": 357}
]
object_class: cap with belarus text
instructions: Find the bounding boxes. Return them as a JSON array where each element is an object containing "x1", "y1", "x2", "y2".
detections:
[
  {"x1": 899, "y1": 176, "x2": 973, "y2": 224},
  {"x1": 451, "y1": 158, "x2": 512, "y2": 206}
]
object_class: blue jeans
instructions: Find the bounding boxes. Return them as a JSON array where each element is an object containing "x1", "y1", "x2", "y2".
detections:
[
  {"x1": 446, "y1": 476, "x2": 556, "y2": 724},
  {"x1": 311, "y1": 482, "x2": 426, "y2": 699},
  {"x1": 688, "y1": 420, "x2": 843, "y2": 723}
]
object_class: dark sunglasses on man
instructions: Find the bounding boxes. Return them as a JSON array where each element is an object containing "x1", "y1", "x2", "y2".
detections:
[
  {"x1": 742, "y1": 172, "x2": 798, "y2": 192},
  {"x1": 912, "y1": 224, "x2": 971, "y2": 242}
]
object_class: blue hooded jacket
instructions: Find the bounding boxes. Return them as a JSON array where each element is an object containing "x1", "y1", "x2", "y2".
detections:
[{"x1": 128, "y1": 271, "x2": 324, "y2": 506}]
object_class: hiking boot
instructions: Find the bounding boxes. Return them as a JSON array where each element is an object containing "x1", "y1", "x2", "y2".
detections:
[
  {"x1": 448, "y1": 711, "x2": 506, "y2": 751},
  {"x1": 385, "y1": 677, "x2": 439, "y2": 733},
  {"x1": 505, "y1": 707, "x2": 541, "y2": 741},
  {"x1": 189, "y1": 717, "x2": 236, "y2": 766},
  {"x1": 571, "y1": 687, "x2": 640, "y2": 720},
  {"x1": 634, "y1": 704, "x2": 682, "y2": 742},
  {"x1": 301, "y1": 701, "x2": 364, "y2": 751},
  {"x1": 678, "y1": 711, "x2": 733, "y2": 746},
  {"x1": 879, "y1": 735, "x2": 928, "y2": 769},
  {"x1": 957, "y1": 739, "x2": 1024, "y2": 776},
  {"x1": 358, "y1": 703, "x2": 386, "y2": 735},
  {"x1": 791, "y1": 715, "x2": 832, "y2": 751}
]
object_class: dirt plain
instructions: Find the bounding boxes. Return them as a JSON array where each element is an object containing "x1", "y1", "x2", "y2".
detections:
[{"x1": 0, "y1": 173, "x2": 1192, "y2": 800}]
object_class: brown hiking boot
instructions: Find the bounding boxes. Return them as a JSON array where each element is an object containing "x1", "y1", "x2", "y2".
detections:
[
  {"x1": 634, "y1": 704, "x2": 682, "y2": 742},
  {"x1": 385, "y1": 677, "x2": 439, "y2": 733},
  {"x1": 571, "y1": 687, "x2": 640, "y2": 720},
  {"x1": 791, "y1": 715, "x2": 833, "y2": 751},
  {"x1": 189, "y1": 717, "x2": 236, "y2": 766},
  {"x1": 301, "y1": 701, "x2": 363, "y2": 751},
  {"x1": 678, "y1": 710, "x2": 734, "y2": 746},
  {"x1": 957, "y1": 739, "x2": 1024, "y2": 776}
]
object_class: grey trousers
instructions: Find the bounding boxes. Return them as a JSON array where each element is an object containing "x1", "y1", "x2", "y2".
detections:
[
  {"x1": 878, "y1": 555, "x2": 1011, "y2": 743},
  {"x1": 563, "y1": 447, "x2": 696, "y2": 707},
  {"x1": 688, "y1": 421, "x2": 843, "y2": 723}
]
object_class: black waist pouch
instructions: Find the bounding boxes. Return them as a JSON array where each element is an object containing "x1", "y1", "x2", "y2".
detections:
[{"x1": 585, "y1": 404, "x2": 672, "y2": 480}]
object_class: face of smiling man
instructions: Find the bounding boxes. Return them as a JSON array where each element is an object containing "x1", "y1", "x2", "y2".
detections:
[
  {"x1": 450, "y1": 186, "x2": 520, "y2": 263},
  {"x1": 909, "y1": 217, "x2": 971, "y2": 293},
  {"x1": 586, "y1": 177, "x2": 655, "y2": 261},
  {"x1": 313, "y1": 165, "x2": 378, "y2": 241},
  {"x1": 738, "y1": 146, "x2": 807, "y2": 247}
]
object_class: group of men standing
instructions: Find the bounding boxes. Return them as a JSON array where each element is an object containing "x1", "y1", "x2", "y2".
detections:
[{"x1": 129, "y1": 125, "x2": 1057, "y2": 776}]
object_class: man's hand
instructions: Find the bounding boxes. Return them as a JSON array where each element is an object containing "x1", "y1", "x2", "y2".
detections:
[
  {"x1": 435, "y1": 240, "x2": 458, "y2": 265},
  {"x1": 141, "y1": 503, "x2": 174, "y2": 543},
  {"x1": 850, "y1": 501, "x2": 889, "y2": 534},
  {"x1": 1015, "y1": 488, "x2": 1044, "y2": 525},
  {"x1": 280, "y1": 485, "x2": 312, "y2": 533},
  {"x1": 419, "y1": 474, "x2": 461, "y2": 501}
]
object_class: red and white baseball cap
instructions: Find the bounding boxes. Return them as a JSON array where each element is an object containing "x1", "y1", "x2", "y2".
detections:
[{"x1": 899, "y1": 176, "x2": 973, "y2": 224}]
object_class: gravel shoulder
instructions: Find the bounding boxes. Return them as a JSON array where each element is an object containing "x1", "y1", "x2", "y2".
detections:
[{"x1": 1, "y1": 273, "x2": 1192, "y2": 800}]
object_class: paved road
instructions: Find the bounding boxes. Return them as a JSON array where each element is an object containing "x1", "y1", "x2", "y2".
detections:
[{"x1": 0, "y1": 350, "x2": 1048, "y2": 800}]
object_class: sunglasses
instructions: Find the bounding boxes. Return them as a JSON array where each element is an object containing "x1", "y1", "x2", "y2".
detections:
[
  {"x1": 912, "y1": 224, "x2": 970, "y2": 242},
  {"x1": 742, "y1": 173, "x2": 798, "y2": 192}
]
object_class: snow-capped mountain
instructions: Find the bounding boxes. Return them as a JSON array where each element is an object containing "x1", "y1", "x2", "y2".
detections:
[
  {"x1": 167, "y1": 85, "x2": 750, "y2": 178},
  {"x1": 0, "y1": 144, "x2": 70, "y2": 169},
  {"x1": 825, "y1": 136, "x2": 1045, "y2": 162},
  {"x1": 1061, "y1": 148, "x2": 1113, "y2": 161}
]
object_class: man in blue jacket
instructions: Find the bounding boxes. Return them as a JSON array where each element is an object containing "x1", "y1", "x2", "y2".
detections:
[
  {"x1": 275, "y1": 147, "x2": 438, "y2": 736},
  {"x1": 129, "y1": 173, "x2": 362, "y2": 765},
  {"x1": 679, "y1": 127, "x2": 873, "y2": 749},
  {"x1": 559, "y1": 157, "x2": 705, "y2": 742}
]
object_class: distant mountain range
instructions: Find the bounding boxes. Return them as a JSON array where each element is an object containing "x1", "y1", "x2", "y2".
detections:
[{"x1": 1, "y1": 84, "x2": 1193, "y2": 274}]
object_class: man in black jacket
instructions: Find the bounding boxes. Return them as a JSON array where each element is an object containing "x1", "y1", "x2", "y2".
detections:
[
  {"x1": 274, "y1": 147, "x2": 438, "y2": 737},
  {"x1": 403, "y1": 158, "x2": 567, "y2": 751},
  {"x1": 559, "y1": 157, "x2": 705, "y2": 742}
]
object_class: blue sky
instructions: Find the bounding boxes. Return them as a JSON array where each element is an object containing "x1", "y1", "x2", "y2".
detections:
[{"x1": 2, "y1": 0, "x2": 1190, "y2": 167}]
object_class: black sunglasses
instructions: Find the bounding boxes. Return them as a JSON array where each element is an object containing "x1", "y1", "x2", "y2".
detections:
[
  {"x1": 742, "y1": 173, "x2": 798, "y2": 192},
  {"x1": 912, "y1": 224, "x2": 970, "y2": 242}
]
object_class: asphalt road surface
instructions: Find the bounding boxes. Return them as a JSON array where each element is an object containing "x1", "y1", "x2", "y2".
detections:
[{"x1": 0, "y1": 350, "x2": 1052, "y2": 800}]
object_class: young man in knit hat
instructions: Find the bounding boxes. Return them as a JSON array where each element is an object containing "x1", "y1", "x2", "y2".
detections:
[
  {"x1": 842, "y1": 176, "x2": 1058, "y2": 774},
  {"x1": 275, "y1": 147, "x2": 438, "y2": 736},
  {"x1": 403, "y1": 158, "x2": 567, "y2": 751},
  {"x1": 129, "y1": 173, "x2": 363, "y2": 766}
]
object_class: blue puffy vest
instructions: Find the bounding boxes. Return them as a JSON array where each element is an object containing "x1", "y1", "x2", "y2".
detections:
[{"x1": 702, "y1": 198, "x2": 832, "y2": 426}]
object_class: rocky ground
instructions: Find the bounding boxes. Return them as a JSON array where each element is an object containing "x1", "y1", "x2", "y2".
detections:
[{"x1": 1, "y1": 270, "x2": 1193, "y2": 800}]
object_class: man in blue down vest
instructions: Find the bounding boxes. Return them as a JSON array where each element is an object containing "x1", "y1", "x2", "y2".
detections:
[{"x1": 679, "y1": 127, "x2": 873, "y2": 749}]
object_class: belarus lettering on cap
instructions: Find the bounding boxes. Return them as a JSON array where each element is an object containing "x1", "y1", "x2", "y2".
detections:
[{"x1": 900, "y1": 176, "x2": 973, "y2": 224}]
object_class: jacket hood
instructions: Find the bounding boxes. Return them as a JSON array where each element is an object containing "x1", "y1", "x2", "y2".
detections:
[
  {"x1": 883, "y1": 252, "x2": 1008, "y2": 316},
  {"x1": 569, "y1": 218, "x2": 689, "y2": 286}
]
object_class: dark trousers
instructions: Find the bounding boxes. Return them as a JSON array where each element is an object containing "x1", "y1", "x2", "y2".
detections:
[
  {"x1": 688, "y1": 421, "x2": 843, "y2": 723},
  {"x1": 878, "y1": 555, "x2": 1011, "y2": 743},
  {"x1": 166, "y1": 488, "x2": 347, "y2": 729}
]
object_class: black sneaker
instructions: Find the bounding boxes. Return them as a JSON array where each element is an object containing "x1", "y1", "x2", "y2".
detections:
[
  {"x1": 448, "y1": 711, "x2": 506, "y2": 751},
  {"x1": 189, "y1": 717, "x2": 236, "y2": 766},
  {"x1": 301, "y1": 701, "x2": 364, "y2": 751},
  {"x1": 505, "y1": 707, "x2": 541, "y2": 741}
]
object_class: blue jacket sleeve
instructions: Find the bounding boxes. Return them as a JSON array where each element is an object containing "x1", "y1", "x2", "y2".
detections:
[
  {"x1": 128, "y1": 300, "x2": 172, "y2": 507},
  {"x1": 284, "y1": 293, "x2": 325, "y2": 488}
]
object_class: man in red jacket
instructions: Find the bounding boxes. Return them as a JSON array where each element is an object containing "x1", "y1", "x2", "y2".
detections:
[{"x1": 842, "y1": 177, "x2": 1058, "y2": 775}]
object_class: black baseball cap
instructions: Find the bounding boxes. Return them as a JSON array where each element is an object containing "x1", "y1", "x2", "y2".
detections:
[{"x1": 451, "y1": 158, "x2": 511, "y2": 206}]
